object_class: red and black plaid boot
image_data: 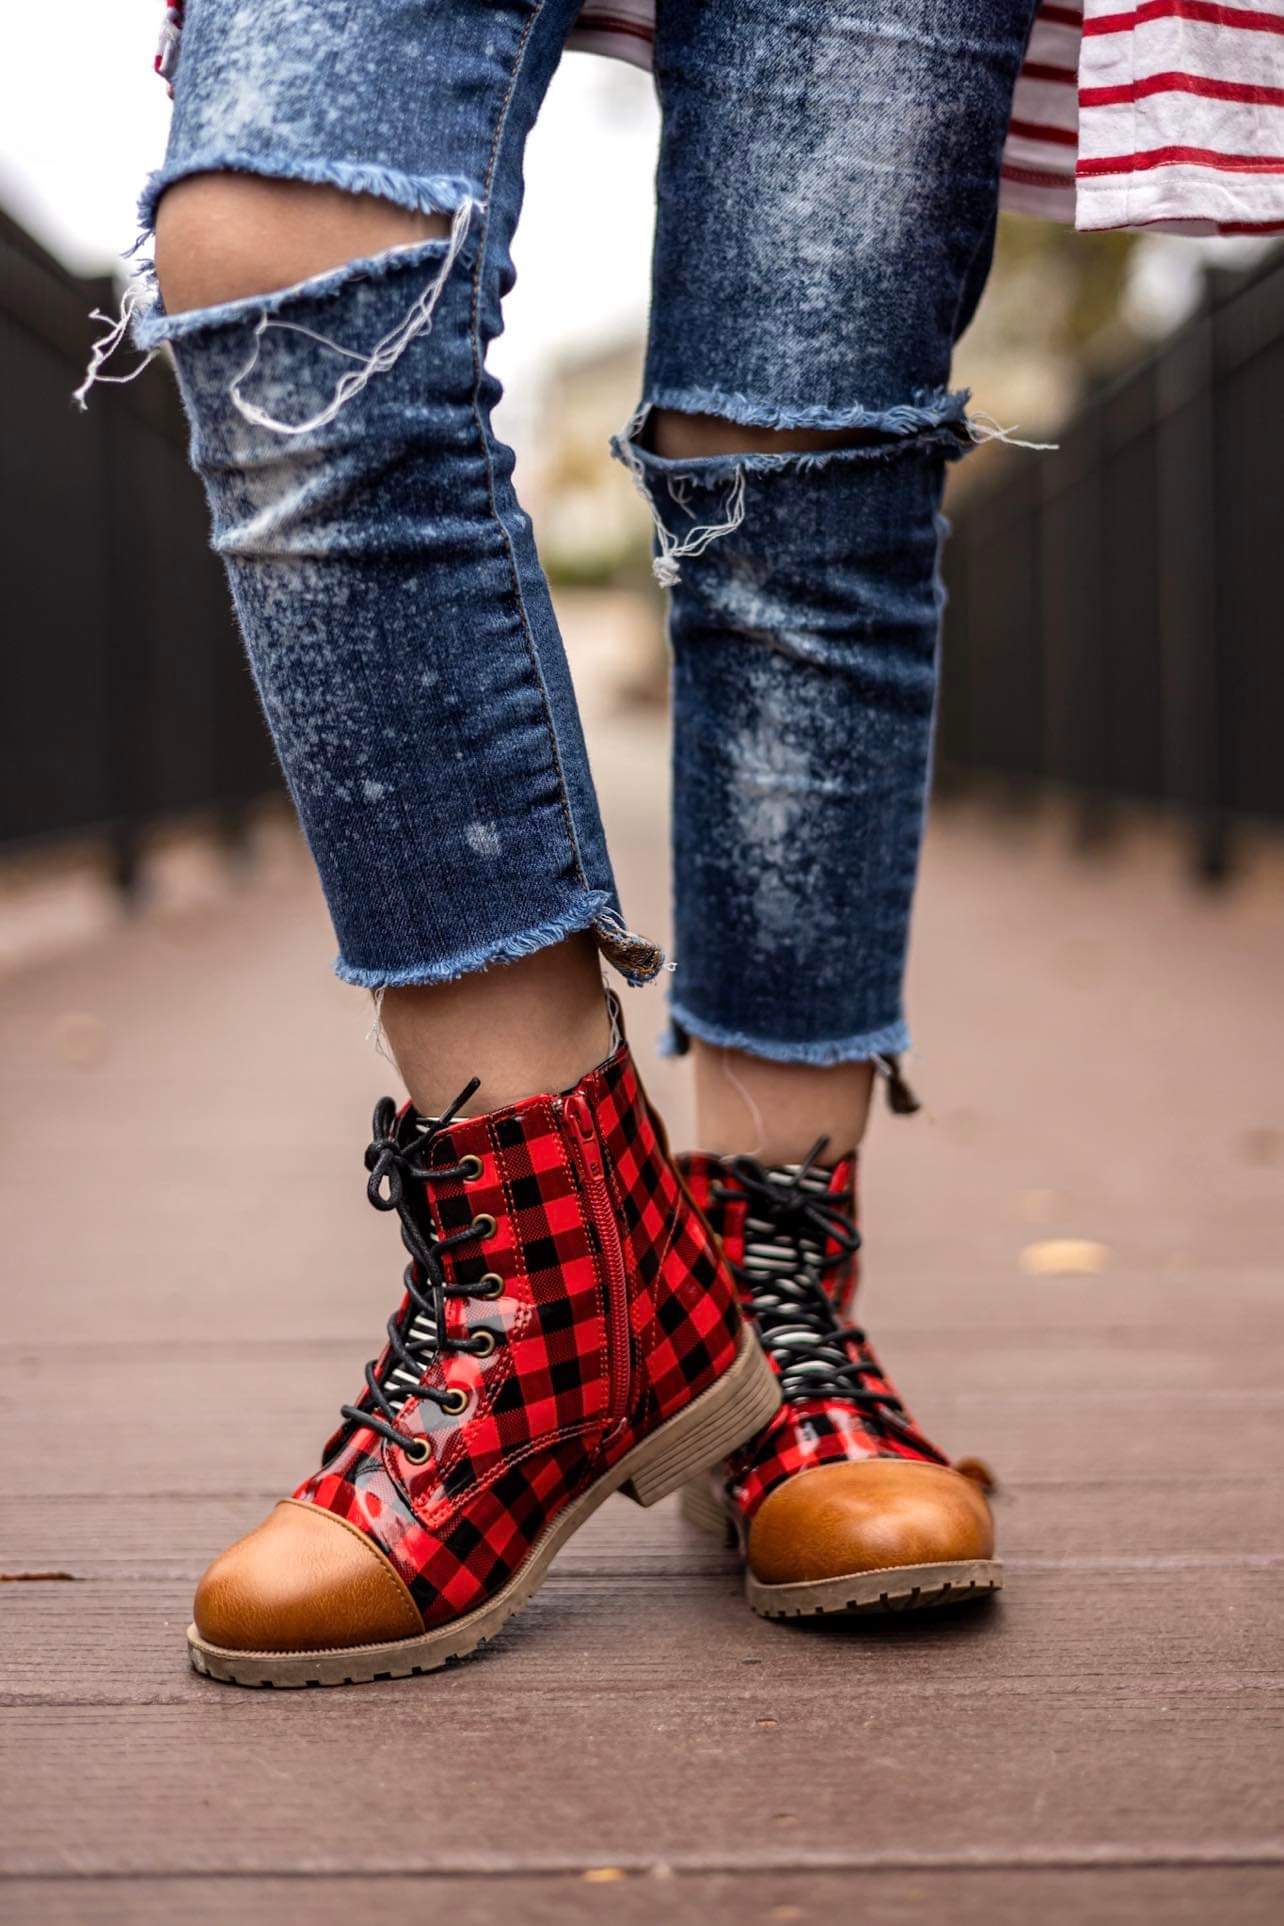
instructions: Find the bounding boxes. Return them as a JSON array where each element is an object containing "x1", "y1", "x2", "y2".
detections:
[
  {"x1": 678, "y1": 1143, "x2": 1001, "y2": 1617},
  {"x1": 189, "y1": 1039, "x2": 778, "y2": 1685}
]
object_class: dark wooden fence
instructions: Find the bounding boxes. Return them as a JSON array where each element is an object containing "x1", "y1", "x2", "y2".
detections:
[
  {"x1": 0, "y1": 209, "x2": 277, "y2": 888},
  {"x1": 940, "y1": 246, "x2": 1284, "y2": 879}
]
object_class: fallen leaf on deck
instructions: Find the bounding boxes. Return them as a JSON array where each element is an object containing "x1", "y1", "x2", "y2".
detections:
[{"x1": 1019, "y1": 1238, "x2": 1109, "y2": 1276}]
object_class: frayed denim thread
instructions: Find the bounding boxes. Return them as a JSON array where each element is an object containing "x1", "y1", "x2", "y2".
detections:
[
  {"x1": 130, "y1": 230, "x2": 476, "y2": 350},
  {"x1": 611, "y1": 392, "x2": 972, "y2": 585},
  {"x1": 640, "y1": 384, "x2": 973, "y2": 438},
  {"x1": 612, "y1": 427, "x2": 972, "y2": 483}
]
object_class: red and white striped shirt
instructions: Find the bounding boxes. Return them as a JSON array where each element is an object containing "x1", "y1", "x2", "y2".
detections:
[{"x1": 570, "y1": 0, "x2": 1284, "y2": 235}]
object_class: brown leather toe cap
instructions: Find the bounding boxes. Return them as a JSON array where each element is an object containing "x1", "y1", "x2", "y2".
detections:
[
  {"x1": 747, "y1": 1459, "x2": 996, "y2": 1586},
  {"x1": 193, "y1": 1500, "x2": 422, "y2": 1654}
]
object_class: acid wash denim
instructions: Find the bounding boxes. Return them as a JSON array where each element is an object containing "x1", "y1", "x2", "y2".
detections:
[{"x1": 128, "y1": 0, "x2": 1038, "y2": 1062}]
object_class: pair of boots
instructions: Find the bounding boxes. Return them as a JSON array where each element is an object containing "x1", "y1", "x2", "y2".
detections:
[{"x1": 191, "y1": 1034, "x2": 999, "y2": 1686}]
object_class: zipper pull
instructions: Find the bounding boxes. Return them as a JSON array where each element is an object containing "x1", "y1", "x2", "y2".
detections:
[{"x1": 564, "y1": 1091, "x2": 604, "y2": 1174}]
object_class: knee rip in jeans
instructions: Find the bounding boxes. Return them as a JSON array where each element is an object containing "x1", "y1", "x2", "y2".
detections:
[
  {"x1": 612, "y1": 394, "x2": 1050, "y2": 587},
  {"x1": 74, "y1": 162, "x2": 482, "y2": 432}
]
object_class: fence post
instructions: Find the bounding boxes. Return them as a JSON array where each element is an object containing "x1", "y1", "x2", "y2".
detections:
[
  {"x1": 88, "y1": 273, "x2": 149, "y2": 902},
  {"x1": 1155, "y1": 282, "x2": 1229, "y2": 883}
]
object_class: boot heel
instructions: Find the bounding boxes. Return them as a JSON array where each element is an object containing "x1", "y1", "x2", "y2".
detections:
[
  {"x1": 620, "y1": 1334, "x2": 779, "y2": 1508},
  {"x1": 679, "y1": 1477, "x2": 736, "y2": 1543}
]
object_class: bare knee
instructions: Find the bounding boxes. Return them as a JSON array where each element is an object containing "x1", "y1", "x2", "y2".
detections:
[
  {"x1": 650, "y1": 409, "x2": 880, "y2": 460},
  {"x1": 153, "y1": 174, "x2": 449, "y2": 315}
]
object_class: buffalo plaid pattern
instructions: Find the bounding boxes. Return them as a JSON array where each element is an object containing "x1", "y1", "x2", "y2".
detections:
[
  {"x1": 294, "y1": 1043, "x2": 743, "y2": 1623},
  {"x1": 679, "y1": 1152, "x2": 949, "y2": 1525}
]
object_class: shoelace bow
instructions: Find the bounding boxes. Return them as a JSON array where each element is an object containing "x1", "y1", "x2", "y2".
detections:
[
  {"x1": 339, "y1": 1080, "x2": 495, "y2": 1452},
  {"x1": 714, "y1": 1138, "x2": 914, "y2": 1436}
]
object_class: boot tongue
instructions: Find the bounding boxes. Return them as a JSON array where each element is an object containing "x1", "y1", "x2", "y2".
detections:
[
  {"x1": 763, "y1": 1159, "x2": 837, "y2": 1195},
  {"x1": 741, "y1": 1160, "x2": 837, "y2": 1297},
  {"x1": 742, "y1": 1157, "x2": 857, "y2": 1310}
]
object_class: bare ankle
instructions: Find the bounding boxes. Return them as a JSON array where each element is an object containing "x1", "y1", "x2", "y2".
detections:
[
  {"x1": 378, "y1": 934, "x2": 613, "y2": 1117},
  {"x1": 691, "y1": 1041, "x2": 875, "y2": 1164}
]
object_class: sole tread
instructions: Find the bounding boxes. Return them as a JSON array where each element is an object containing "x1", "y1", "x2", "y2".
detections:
[
  {"x1": 680, "y1": 1481, "x2": 1004, "y2": 1620},
  {"x1": 750, "y1": 1564, "x2": 1004, "y2": 1619},
  {"x1": 757, "y1": 1575, "x2": 1003, "y2": 1620}
]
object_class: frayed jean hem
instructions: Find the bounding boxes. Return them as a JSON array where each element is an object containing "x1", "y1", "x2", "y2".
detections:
[
  {"x1": 660, "y1": 1003, "x2": 912, "y2": 1066},
  {"x1": 334, "y1": 892, "x2": 665, "y2": 993}
]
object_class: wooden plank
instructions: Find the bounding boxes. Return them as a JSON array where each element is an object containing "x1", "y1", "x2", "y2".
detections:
[
  {"x1": 1, "y1": 1610, "x2": 1280, "y2": 1873},
  {"x1": 3, "y1": 1866, "x2": 1283, "y2": 1926},
  {"x1": 15, "y1": 1315, "x2": 1284, "y2": 1390},
  {"x1": 7, "y1": 1153, "x2": 1283, "y2": 1344},
  {"x1": 3, "y1": 1567, "x2": 1281, "y2": 1712},
  {"x1": 2, "y1": 1479, "x2": 1282, "y2": 1580},
  {"x1": 5, "y1": 1351, "x2": 1280, "y2": 1494}
]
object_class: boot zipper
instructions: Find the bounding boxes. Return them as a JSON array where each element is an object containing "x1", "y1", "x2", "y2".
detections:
[{"x1": 563, "y1": 1091, "x2": 631, "y2": 1429}]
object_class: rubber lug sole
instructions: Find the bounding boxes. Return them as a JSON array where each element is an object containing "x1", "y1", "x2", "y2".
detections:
[
  {"x1": 679, "y1": 1481, "x2": 1003, "y2": 1618},
  {"x1": 746, "y1": 1558, "x2": 1003, "y2": 1619},
  {"x1": 187, "y1": 1330, "x2": 780, "y2": 1688}
]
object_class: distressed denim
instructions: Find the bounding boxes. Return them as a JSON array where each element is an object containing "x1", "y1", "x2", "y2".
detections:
[{"x1": 128, "y1": 0, "x2": 1038, "y2": 1059}]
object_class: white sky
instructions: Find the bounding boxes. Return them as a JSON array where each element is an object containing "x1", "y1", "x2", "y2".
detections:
[{"x1": 0, "y1": 1, "x2": 661, "y2": 433}]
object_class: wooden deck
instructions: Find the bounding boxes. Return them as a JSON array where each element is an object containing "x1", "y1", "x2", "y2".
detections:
[{"x1": 2, "y1": 614, "x2": 1282, "y2": 1921}]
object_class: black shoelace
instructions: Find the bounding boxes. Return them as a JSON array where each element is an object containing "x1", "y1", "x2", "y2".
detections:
[
  {"x1": 339, "y1": 1081, "x2": 497, "y2": 1453},
  {"x1": 714, "y1": 1138, "x2": 913, "y2": 1434}
]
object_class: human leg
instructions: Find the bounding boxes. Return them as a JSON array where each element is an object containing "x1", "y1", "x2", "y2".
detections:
[
  {"x1": 628, "y1": 0, "x2": 1040, "y2": 1612},
  {"x1": 121, "y1": 0, "x2": 775, "y2": 1679}
]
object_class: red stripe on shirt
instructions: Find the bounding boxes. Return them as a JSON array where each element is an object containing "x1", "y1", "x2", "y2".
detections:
[
  {"x1": 1021, "y1": 61, "x2": 1080, "y2": 84},
  {"x1": 1009, "y1": 117, "x2": 1081, "y2": 147},
  {"x1": 1084, "y1": 2, "x2": 1284, "y2": 38},
  {"x1": 1079, "y1": 145, "x2": 1284, "y2": 175},
  {"x1": 1002, "y1": 160, "x2": 1079, "y2": 189},
  {"x1": 575, "y1": 12, "x2": 656, "y2": 42},
  {"x1": 1082, "y1": 70, "x2": 1284, "y2": 107}
]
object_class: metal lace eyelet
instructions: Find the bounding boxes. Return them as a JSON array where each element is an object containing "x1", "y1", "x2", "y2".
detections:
[
  {"x1": 401, "y1": 1436, "x2": 432, "y2": 1465},
  {"x1": 472, "y1": 1212, "x2": 496, "y2": 1240},
  {"x1": 477, "y1": 1271, "x2": 504, "y2": 1298},
  {"x1": 441, "y1": 1386, "x2": 469, "y2": 1416},
  {"x1": 458, "y1": 1154, "x2": 483, "y2": 1180},
  {"x1": 470, "y1": 1328, "x2": 498, "y2": 1358}
]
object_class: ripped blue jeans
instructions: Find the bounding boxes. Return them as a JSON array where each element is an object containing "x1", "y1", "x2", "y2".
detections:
[{"x1": 130, "y1": 0, "x2": 1038, "y2": 1064}]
